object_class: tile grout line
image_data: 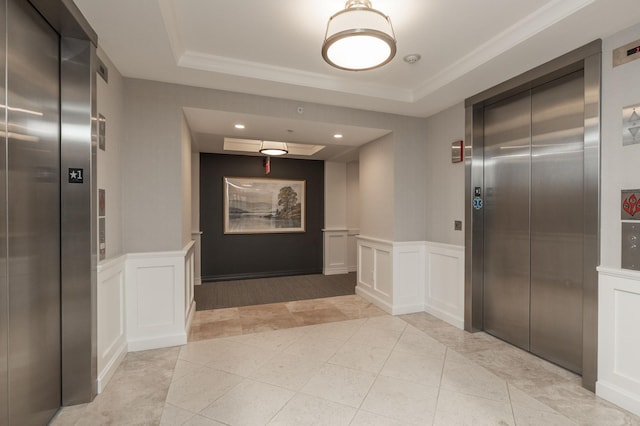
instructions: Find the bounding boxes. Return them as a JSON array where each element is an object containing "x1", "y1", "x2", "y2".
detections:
[
  {"x1": 431, "y1": 346, "x2": 449, "y2": 426},
  {"x1": 506, "y1": 382, "x2": 518, "y2": 426},
  {"x1": 354, "y1": 319, "x2": 407, "y2": 413}
]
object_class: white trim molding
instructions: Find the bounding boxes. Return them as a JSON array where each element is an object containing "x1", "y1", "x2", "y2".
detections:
[
  {"x1": 347, "y1": 228, "x2": 359, "y2": 272},
  {"x1": 424, "y1": 242, "x2": 465, "y2": 329},
  {"x1": 97, "y1": 255, "x2": 128, "y2": 394},
  {"x1": 125, "y1": 241, "x2": 196, "y2": 352},
  {"x1": 191, "y1": 231, "x2": 203, "y2": 285},
  {"x1": 596, "y1": 267, "x2": 640, "y2": 417},
  {"x1": 323, "y1": 229, "x2": 349, "y2": 275}
]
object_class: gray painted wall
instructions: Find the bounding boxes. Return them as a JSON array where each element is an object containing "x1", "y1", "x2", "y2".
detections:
[
  {"x1": 424, "y1": 103, "x2": 466, "y2": 246},
  {"x1": 601, "y1": 23, "x2": 640, "y2": 267},
  {"x1": 180, "y1": 113, "x2": 192, "y2": 247},
  {"x1": 325, "y1": 161, "x2": 347, "y2": 229},
  {"x1": 347, "y1": 162, "x2": 360, "y2": 231},
  {"x1": 122, "y1": 80, "x2": 184, "y2": 253},
  {"x1": 96, "y1": 48, "x2": 123, "y2": 259},
  {"x1": 121, "y1": 79, "x2": 428, "y2": 252},
  {"x1": 360, "y1": 134, "x2": 394, "y2": 240}
]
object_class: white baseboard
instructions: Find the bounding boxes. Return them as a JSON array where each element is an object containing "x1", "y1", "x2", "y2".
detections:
[
  {"x1": 356, "y1": 285, "x2": 393, "y2": 314},
  {"x1": 96, "y1": 340, "x2": 127, "y2": 394},
  {"x1": 425, "y1": 303, "x2": 464, "y2": 329},
  {"x1": 597, "y1": 380, "x2": 640, "y2": 417},
  {"x1": 324, "y1": 266, "x2": 349, "y2": 275},
  {"x1": 127, "y1": 333, "x2": 188, "y2": 352},
  {"x1": 391, "y1": 304, "x2": 425, "y2": 316}
]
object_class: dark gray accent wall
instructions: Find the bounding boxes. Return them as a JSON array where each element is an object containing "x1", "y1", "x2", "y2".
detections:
[{"x1": 200, "y1": 153, "x2": 324, "y2": 282}]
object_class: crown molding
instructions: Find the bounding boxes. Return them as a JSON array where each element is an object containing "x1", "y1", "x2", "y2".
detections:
[
  {"x1": 413, "y1": 0, "x2": 595, "y2": 99},
  {"x1": 159, "y1": 0, "x2": 595, "y2": 105},
  {"x1": 178, "y1": 50, "x2": 413, "y2": 102}
]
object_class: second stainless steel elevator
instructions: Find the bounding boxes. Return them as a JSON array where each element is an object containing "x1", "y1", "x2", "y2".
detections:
[{"x1": 465, "y1": 41, "x2": 601, "y2": 390}]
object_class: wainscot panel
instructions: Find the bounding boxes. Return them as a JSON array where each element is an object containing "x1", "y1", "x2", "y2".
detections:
[
  {"x1": 125, "y1": 241, "x2": 195, "y2": 352},
  {"x1": 356, "y1": 237, "x2": 425, "y2": 315},
  {"x1": 424, "y1": 242, "x2": 465, "y2": 329},
  {"x1": 597, "y1": 267, "x2": 640, "y2": 417},
  {"x1": 97, "y1": 255, "x2": 127, "y2": 394},
  {"x1": 392, "y1": 242, "x2": 426, "y2": 315},
  {"x1": 323, "y1": 229, "x2": 349, "y2": 275}
]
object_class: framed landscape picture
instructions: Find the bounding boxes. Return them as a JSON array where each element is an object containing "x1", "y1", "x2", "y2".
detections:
[{"x1": 223, "y1": 177, "x2": 306, "y2": 234}]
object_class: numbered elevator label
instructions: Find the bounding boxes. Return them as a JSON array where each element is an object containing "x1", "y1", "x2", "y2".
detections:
[{"x1": 68, "y1": 168, "x2": 84, "y2": 183}]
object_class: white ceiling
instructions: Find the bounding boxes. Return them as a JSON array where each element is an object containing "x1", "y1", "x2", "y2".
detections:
[{"x1": 74, "y1": 0, "x2": 640, "y2": 158}]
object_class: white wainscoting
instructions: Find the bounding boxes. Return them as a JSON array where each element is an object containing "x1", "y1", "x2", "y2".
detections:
[
  {"x1": 356, "y1": 237, "x2": 464, "y2": 325},
  {"x1": 596, "y1": 267, "x2": 640, "y2": 417},
  {"x1": 356, "y1": 237, "x2": 425, "y2": 315},
  {"x1": 347, "y1": 229, "x2": 359, "y2": 272},
  {"x1": 424, "y1": 242, "x2": 465, "y2": 329},
  {"x1": 392, "y1": 242, "x2": 426, "y2": 315},
  {"x1": 125, "y1": 241, "x2": 196, "y2": 352},
  {"x1": 323, "y1": 229, "x2": 349, "y2": 275},
  {"x1": 97, "y1": 255, "x2": 127, "y2": 393}
]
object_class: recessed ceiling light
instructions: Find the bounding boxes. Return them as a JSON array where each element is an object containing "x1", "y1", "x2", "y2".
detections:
[
  {"x1": 334, "y1": 134, "x2": 343, "y2": 139},
  {"x1": 234, "y1": 124, "x2": 245, "y2": 129}
]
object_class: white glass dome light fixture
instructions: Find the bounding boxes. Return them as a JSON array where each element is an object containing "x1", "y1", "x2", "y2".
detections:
[
  {"x1": 322, "y1": 0, "x2": 396, "y2": 71},
  {"x1": 259, "y1": 141, "x2": 288, "y2": 156}
]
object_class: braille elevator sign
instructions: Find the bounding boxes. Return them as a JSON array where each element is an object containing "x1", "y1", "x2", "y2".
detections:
[{"x1": 68, "y1": 168, "x2": 84, "y2": 183}]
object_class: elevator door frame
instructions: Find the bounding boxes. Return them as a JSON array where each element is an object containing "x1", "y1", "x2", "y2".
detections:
[
  {"x1": 464, "y1": 40, "x2": 601, "y2": 391},
  {"x1": 2, "y1": 0, "x2": 98, "y2": 406}
]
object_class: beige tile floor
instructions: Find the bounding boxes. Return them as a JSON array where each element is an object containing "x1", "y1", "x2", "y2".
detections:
[{"x1": 52, "y1": 295, "x2": 640, "y2": 425}]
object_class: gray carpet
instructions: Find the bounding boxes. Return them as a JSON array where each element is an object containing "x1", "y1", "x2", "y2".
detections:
[{"x1": 195, "y1": 273, "x2": 356, "y2": 310}]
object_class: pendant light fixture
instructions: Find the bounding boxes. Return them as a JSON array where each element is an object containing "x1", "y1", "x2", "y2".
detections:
[
  {"x1": 322, "y1": 0, "x2": 396, "y2": 71},
  {"x1": 259, "y1": 141, "x2": 288, "y2": 156}
]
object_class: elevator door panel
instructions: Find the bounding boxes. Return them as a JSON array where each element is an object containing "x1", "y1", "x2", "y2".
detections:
[
  {"x1": 482, "y1": 92, "x2": 531, "y2": 350},
  {"x1": 7, "y1": 0, "x2": 61, "y2": 424},
  {"x1": 482, "y1": 71, "x2": 586, "y2": 374},
  {"x1": 0, "y1": 0, "x2": 7, "y2": 422},
  {"x1": 530, "y1": 72, "x2": 584, "y2": 373}
]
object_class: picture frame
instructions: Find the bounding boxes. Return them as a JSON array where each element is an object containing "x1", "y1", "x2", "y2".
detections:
[{"x1": 223, "y1": 177, "x2": 306, "y2": 234}]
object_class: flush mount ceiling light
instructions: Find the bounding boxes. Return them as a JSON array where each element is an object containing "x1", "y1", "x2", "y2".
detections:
[
  {"x1": 322, "y1": 0, "x2": 396, "y2": 71},
  {"x1": 259, "y1": 141, "x2": 288, "y2": 156}
]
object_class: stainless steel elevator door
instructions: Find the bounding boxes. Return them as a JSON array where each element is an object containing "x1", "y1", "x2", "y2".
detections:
[
  {"x1": 6, "y1": 0, "x2": 61, "y2": 424},
  {"x1": 482, "y1": 71, "x2": 585, "y2": 374},
  {"x1": 483, "y1": 92, "x2": 532, "y2": 351},
  {"x1": 530, "y1": 71, "x2": 585, "y2": 373}
]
